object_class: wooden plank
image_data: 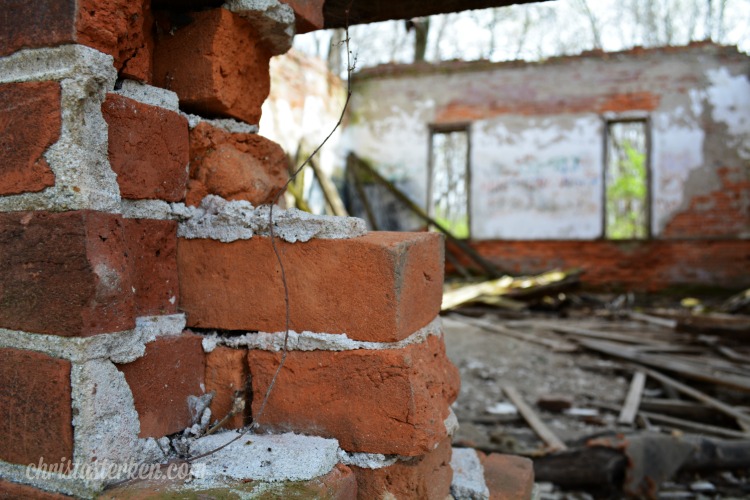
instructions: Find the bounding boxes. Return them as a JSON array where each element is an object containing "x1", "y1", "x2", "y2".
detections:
[
  {"x1": 452, "y1": 315, "x2": 578, "y2": 352},
  {"x1": 628, "y1": 311, "x2": 678, "y2": 329},
  {"x1": 549, "y1": 323, "x2": 671, "y2": 346},
  {"x1": 502, "y1": 385, "x2": 568, "y2": 452},
  {"x1": 309, "y1": 157, "x2": 348, "y2": 217},
  {"x1": 638, "y1": 411, "x2": 750, "y2": 440},
  {"x1": 577, "y1": 338, "x2": 750, "y2": 393},
  {"x1": 618, "y1": 370, "x2": 646, "y2": 425},
  {"x1": 347, "y1": 162, "x2": 379, "y2": 230},
  {"x1": 643, "y1": 368, "x2": 750, "y2": 433}
]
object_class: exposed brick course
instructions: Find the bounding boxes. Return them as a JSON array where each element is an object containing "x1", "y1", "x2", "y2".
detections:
[
  {"x1": 123, "y1": 219, "x2": 179, "y2": 316},
  {"x1": 103, "y1": 94, "x2": 189, "y2": 202},
  {"x1": 0, "y1": 82, "x2": 60, "y2": 195},
  {"x1": 178, "y1": 232, "x2": 444, "y2": 342},
  {"x1": 454, "y1": 239, "x2": 750, "y2": 291},
  {"x1": 247, "y1": 335, "x2": 460, "y2": 455},
  {"x1": 186, "y1": 122, "x2": 288, "y2": 206},
  {"x1": 0, "y1": 349, "x2": 73, "y2": 467},
  {"x1": 351, "y1": 437, "x2": 453, "y2": 499},
  {"x1": 153, "y1": 9, "x2": 271, "y2": 124},
  {"x1": 0, "y1": 211, "x2": 135, "y2": 337},
  {"x1": 0, "y1": 0, "x2": 153, "y2": 81},
  {"x1": 117, "y1": 333, "x2": 205, "y2": 438}
]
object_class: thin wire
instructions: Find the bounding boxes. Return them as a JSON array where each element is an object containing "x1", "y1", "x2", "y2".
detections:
[{"x1": 187, "y1": 8, "x2": 355, "y2": 464}]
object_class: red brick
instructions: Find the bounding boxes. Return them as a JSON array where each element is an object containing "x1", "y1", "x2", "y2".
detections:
[
  {"x1": 351, "y1": 437, "x2": 453, "y2": 499},
  {"x1": 205, "y1": 347, "x2": 248, "y2": 430},
  {"x1": 103, "y1": 94, "x2": 189, "y2": 201},
  {"x1": 480, "y1": 453, "x2": 535, "y2": 500},
  {"x1": 117, "y1": 333, "x2": 206, "y2": 438},
  {"x1": 0, "y1": 0, "x2": 77, "y2": 56},
  {"x1": 248, "y1": 335, "x2": 460, "y2": 455},
  {"x1": 123, "y1": 219, "x2": 179, "y2": 316},
  {"x1": 0, "y1": 1, "x2": 153, "y2": 81},
  {"x1": 0, "y1": 349, "x2": 73, "y2": 467},
  {"x1": 77, "y1": 0, "x2": 154, "y2": 82},
  {"x1": 457, "y1": 240, "x2": 750, "y2": 292},
  {"x1": 0, "y1": 82, "x2": 60, "y2": 195},
  {"x1": 0, "y1": 211, "x2": 135, "y2": 337},
  {"x1": 280, "y1": 0, "x2": 325, "y2": 33},
  {"x1": 153, "y1": 9, "x2": 271, "y2": 124},
  {"x1": 186, "y1": 122, "x2": 288, "y2": 207},
  {"x1": 0, "y1": 480, "x2": 72, "y2": 500},
  {"x1": 178, "y1": 232, "x2": 444, "y2": 342}
]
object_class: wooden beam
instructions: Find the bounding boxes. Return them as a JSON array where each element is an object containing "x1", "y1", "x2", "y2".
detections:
[
  {"x1": 503, "y1": 385, "x2": 568, "y2": 452},
  {"x1": 618, "y1": 371, "x2": 646, "y2": 425}
]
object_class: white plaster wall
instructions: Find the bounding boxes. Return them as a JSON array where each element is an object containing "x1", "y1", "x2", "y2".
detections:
[
  {"x1": 471, "y1": 115, "x2": 603, "y2": 239},
  {"x1": 344, "y1": 45, "x2": 750, "y2": 240}
]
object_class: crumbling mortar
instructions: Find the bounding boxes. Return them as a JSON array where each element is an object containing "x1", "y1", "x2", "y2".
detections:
[
  {"x1": 199, "y1": 315, "x2": 444, "y2": 353},
  {"x1": 0, "y1": 314, "x2": 186, "y2": 363},
  {"x1": 121, "y1": 195, "x2": 367, "y2": 243}
]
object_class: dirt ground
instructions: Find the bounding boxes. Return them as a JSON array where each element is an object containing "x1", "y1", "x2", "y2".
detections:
[{"x1": 442, "y1": 309, "x2": 750, "y2": 499}]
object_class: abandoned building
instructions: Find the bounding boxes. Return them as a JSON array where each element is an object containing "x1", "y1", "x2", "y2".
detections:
[{"x1": 344, "y1": 42, "x2": 750, "y2": 291}]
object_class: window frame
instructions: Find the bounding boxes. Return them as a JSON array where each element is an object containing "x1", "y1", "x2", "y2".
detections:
[
  {"x1": 601, "y1": 116, "x2": 653, "y2": 240},
  {"x1": 427, "y1": 122, "x2": 472, "y2": 239}
]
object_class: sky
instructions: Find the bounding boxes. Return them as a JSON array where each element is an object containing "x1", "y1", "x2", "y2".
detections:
[{"x1": 294, "y1": 0, "x2": 750, "y2": 71}]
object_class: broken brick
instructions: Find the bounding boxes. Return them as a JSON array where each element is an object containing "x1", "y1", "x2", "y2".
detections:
[
  {"x1": 205, "y1": 346, "x2": 249, "y2": 430},
  {"x1": 480, "y1": 452, "x2": 535, "y2": 500},
  {"x1": 153, "y1": 9, "x2": 271, "y2": 124},
  {"x1": 0, "y1": 0, "x2": 153, "y2": 81},
  {"x1": 186, "y1": 122, "x2": 288, "y2": 207},
  {"x1": 117, "y1": 333, "x2": 205, "y2": 438}
]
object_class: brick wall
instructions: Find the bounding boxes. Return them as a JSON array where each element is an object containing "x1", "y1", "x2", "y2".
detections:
[
  {"x1": 456, "y1": 239, "x2": 750, "y2": 291},
  {"x1": 0, "y1": 1, "x2": 467, "y2": 498}
]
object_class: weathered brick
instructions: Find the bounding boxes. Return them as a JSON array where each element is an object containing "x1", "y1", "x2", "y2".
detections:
[
  {"x1": 461, "y1": 239, "x2": 750, "y2": 291},
  {"x1": 0, "y1": 480, "x2": 72, "y2": 500},
  {"x1": 0, "y1": 82, "x2": 60, "y2": 195},
  {"x1": 123, "y1": 219, "x2": 179, "y2": 316},
  {"x1": 480, "y1": 453, "x2": 535, "y2": 500},
  {"x1": 117, "y1": 333, "x2": 206, "y2": 438},
  {"x1": 0, "y1": 211, "x2": 135, "y2": 337},
  {"x1": 248, "y1": 335, "x2": 460, "y2": 455},
  {"x1": 0, "y1": 0, "x2": 153, "y2": 81},
  {"x1": 351, "y1": 437, "x2": 453, "y2": 499},
  {"x1": 0, "y1": 349, "x2": 73, "y2": 467},
  {"x1": 178, "y1": 232, "x2": 444, "y2": 342},
  {"x1": 153, "y1": 9, "x2": 271, "y2": 124},
  {"x1": 280, "y1": 0, "x2": 325, "y2": 33},
  {"x1": 186, "y1": 122, "x2": 288, "y2": 206},
  {"x1": 205, "y1": 346, "x2": 248, "y2": 430},
  {"x1": 103, "y1": 94, "x2": 189, "y2": 202}
]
